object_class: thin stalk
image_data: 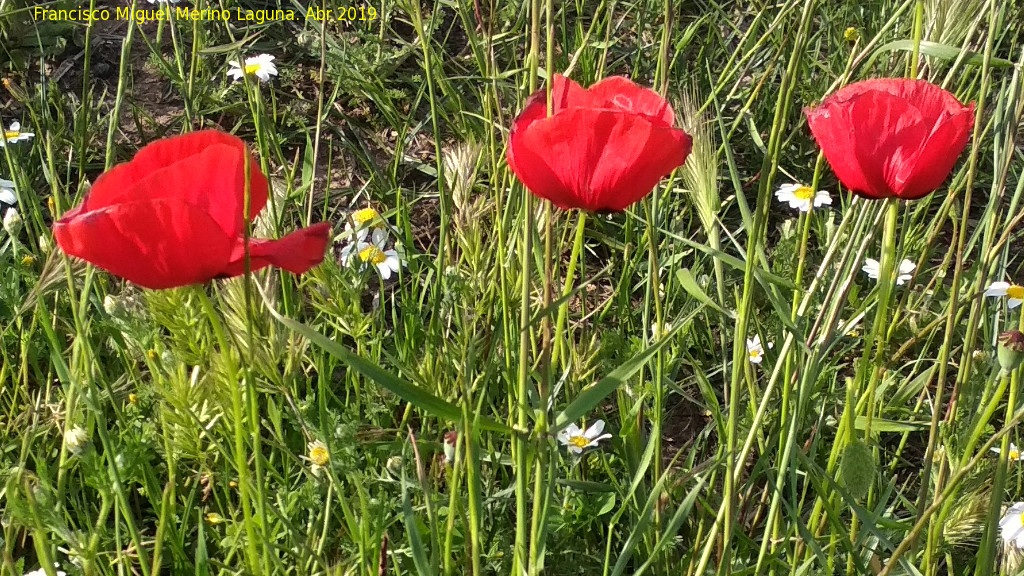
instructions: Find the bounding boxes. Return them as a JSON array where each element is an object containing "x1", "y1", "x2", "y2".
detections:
[
  {"x1": 920, "y1": 0, "x2": 995, "y2": 566},
  {"x1": 195, "y1": 288, "x2": 260, "y2": 574},
  {"x1": 528, "y1": 3, "x2": 557, "y2": 573},
  {"x1": 697, "y1": 2, "x2": 817, "y2": 574},
  {"x1": 976, "y1": 368, "x2": 1017, "y2": 574},
  {"x1": 512, "y1": 1, "x2": 542, "y2": 571}
]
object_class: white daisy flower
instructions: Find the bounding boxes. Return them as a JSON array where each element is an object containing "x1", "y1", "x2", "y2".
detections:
[
  {"x1": 991, "y1": 442, "x2": 1023, "y2": 461},
  {"x1": 341, "y1": 207, "x2": 385, "y2": 243},
  {"x1": 1000, "y1": 502, "x2": 1024, "y2": 549},
  {"x1": 0, "y1": 121, "x2": 34, "y2": 147},
  {"x1": 747, "y1": 335, "x2": 772, "y2": 364},
  {"x1": 228, "y1": 54, "x2": 278, "y2": 83},
  {"x1": 306, "y1": 440, "x2": 330, "y2": 477},
  {"x1": 775, "y1": 183, "x2": 832, "y2": 212},
  {"x1": 984, "y1": 281, "x2": 1024, "y2": 309},
  {"x1": 557, "y1": 420, "x2": 612, "y2": 454},
  {"x1": 862, "y1": 258, "x2": 916, "y2": 286},
  {"x1": 0, "y1": 178, "x2": 15, "y2": 205},
  {"x1": 342, "y1": 229, "x2": 404, "y2": 280}
]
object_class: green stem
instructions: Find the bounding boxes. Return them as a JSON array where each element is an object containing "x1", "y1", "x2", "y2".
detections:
[
  {"x1": 976, "y1": 369, "x2": 1016, "y2": 574},
  {"x1": 195, "y1": 287, "x2": 260, "y2": 574},
  {"x1": 512, "y1": 2, "x2": 542, "y2": 571},
  {"x1": 862, "y1": 199, "x2": 901, "y2": 440}
]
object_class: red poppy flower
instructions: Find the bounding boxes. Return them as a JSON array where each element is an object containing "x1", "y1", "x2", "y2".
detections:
[
  {"x1": 804, "y1": 78, "x2": 975, "y2": 200},
  {"x1": 54, "y1": 130, "x2": 330, "y2": 289},
  {"x1": 506, "y1": 74, "x2": 692, "y2": 212}
]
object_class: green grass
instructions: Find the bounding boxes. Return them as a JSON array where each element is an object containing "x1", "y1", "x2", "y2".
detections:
[{"x1": 2, "y1": 0, "x2": 1024, "y2": 574}]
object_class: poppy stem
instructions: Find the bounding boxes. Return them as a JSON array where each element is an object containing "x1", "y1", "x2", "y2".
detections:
[
  {"x1": 194, "y1": 286, "x2": 262, "y2": 574},
  {"x1": 512, "y1": 1, "x2": 542, "y2": 571},
  {"x1": 861, "y1": 199, "x2": 900, "y2": 440},
  {"x1": 528, "y1": 3, "x2": 558, "y2": 573}
]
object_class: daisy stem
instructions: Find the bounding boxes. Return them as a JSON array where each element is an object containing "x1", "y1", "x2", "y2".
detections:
[
  {"x1": 165, "y1": 11, "x2": 192, "y2": 126},
  {"x1": 977, "y1": 369, "x2": 1017, "y2": 574}
]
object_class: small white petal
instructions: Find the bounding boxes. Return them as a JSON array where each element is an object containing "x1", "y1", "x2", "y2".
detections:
[
  {"x1": 985, "y1": 281, "x2": 1011, "y2": 297},
  {"x1": 584, "y1": 420, "x2": 606, "y2": 440},
  {"x1": 862, "y1": 259, "x2": 881, "y2": 278}
]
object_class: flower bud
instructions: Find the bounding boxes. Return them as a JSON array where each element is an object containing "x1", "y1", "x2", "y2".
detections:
[
  {"x1": 64, "y1": 426, "x2": 89, "y2": 454},
  {"x1": 3, "y1": 208, "x2": 21, "y2": 235},
  {"x1": 998, "y1": 331, "x2": 1024, "y2": 374},
  {"x1": 103, "y1": 294, "x2": 123, "y2": 316}
]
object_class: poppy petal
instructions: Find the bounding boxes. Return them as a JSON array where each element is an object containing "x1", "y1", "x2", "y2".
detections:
[
  {"x1": 584, "y1": 76, "x2": 676, "y2": 126},
  {"x1": 220, "y1": 222, "x2": 331, "y2": 277},
  {"x1": 507, "y1": 75, "x2": 587, "y2": 179},
  {"x1": 53, "y1": 199, "x2": 234, "y2": 290},
  {"x1": 894, "y1": 103, "x2": 975, "y2": 199},
  {"x1": 82, "y1": 130, "x2": 268, "y2": 222}
]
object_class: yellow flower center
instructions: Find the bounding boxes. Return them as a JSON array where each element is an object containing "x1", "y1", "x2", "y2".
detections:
[
  {"x1": 243, "y1": 63, "x2": 261, "y2": 74},
  {"x1": 1007, "y1": 285, "x2": 1024, "y2": 300},
  {"x1": 568, "y1": 435, "x2": 591, "y2": 449},
  {"x1": 309, "y1": 445, "x2": 329, "y2": 467},
  {"x1": 4, "y1": 130, "x2": 18, "y2": 139},
  {"x1": 21, "y1": 255, "x2": 34, "y2": 265},
  {"x1": 1011, "y1": 448, "x2": 1021, "y2": 460},
  {"x1": 793, "y1": 186, "x2": 815, "y2": 201},
  {"x1": 749, "y1": 349, "x2": 762, "y2": 360},
  {"x1": 359, "y1": 245, "x2": 387, "y2": 265},
  {"x1": 352, "y1": 208, "x2": 381, "y2": 226}
]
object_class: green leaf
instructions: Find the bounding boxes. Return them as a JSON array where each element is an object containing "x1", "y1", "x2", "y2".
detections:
[
  {"x1": 199, "y1": 34, "x2": 261, "y2": 55},
  {"x1": 402, "y1": 469, "x2": 436, "y2": 576},
  {"x1": 676, "y1": 268, "x2": 734, "y2": 319},
  {"x1": 554, "y1": 320, "x2": 684, "y2": 433},
  {"x1": 853, "y1": 416, "x2": 930, "y2": 434},
  {"x1": 263, "y1": 294, "x2": 516, "y2": 435},
  {"x1": 867, "y1": 40, "x2": 1014, "y2": 70}
]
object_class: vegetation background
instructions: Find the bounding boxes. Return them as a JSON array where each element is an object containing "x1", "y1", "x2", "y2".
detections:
[{"x1": 1, "y1": 0, "x2": 1024, "y2": 575}]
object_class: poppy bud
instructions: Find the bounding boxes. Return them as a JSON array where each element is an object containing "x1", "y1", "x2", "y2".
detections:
[{"x1": 998, "y1": 331, "x2": 1024, "y2": 374}]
